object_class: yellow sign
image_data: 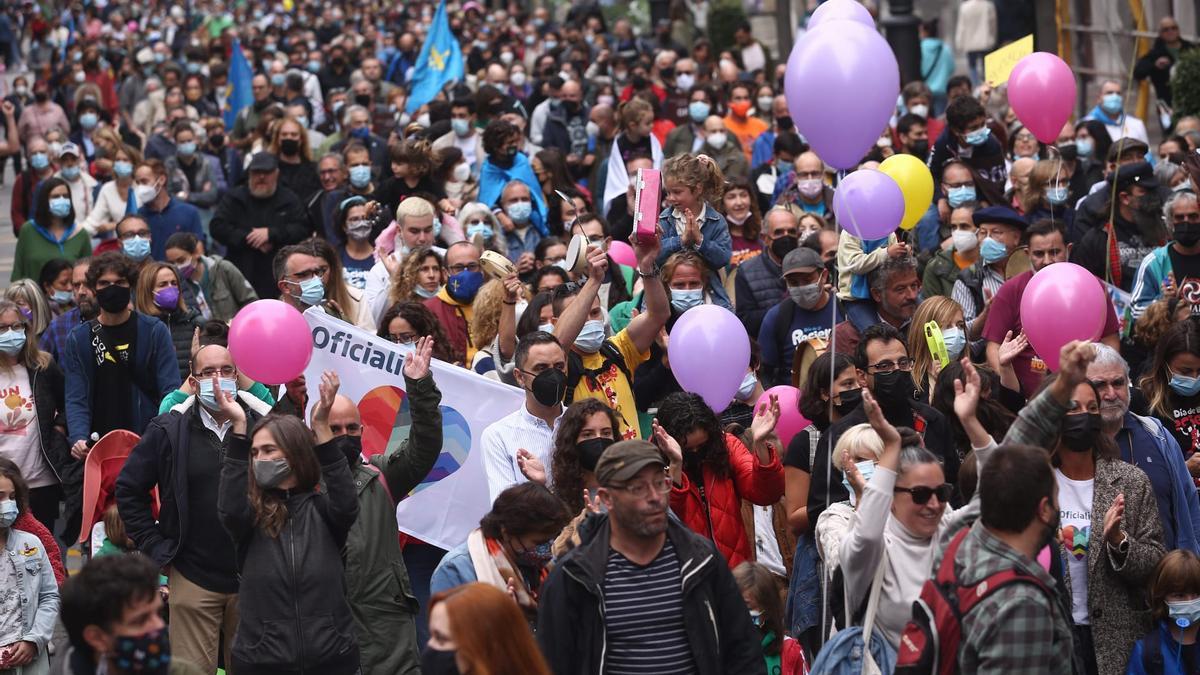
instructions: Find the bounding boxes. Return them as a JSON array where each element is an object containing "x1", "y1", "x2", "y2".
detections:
[{"x1": 984, "y1": 34, "x2": 1035, "y2": 87}]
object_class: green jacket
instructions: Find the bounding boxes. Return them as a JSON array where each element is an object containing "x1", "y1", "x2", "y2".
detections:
[
  {"x1": 199, "y1": 255, "x2": 259, "y2": 323},
  {"x1": 922, "y1": 247, "x2": 963, "y2": 299},
  {"x1": 345, "y1": 373, "x2": 443, "y2": 675}
]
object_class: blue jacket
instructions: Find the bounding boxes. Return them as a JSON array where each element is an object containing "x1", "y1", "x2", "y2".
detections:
[
  {"x1": 751, "y1": 130, "x2": 775, "y2": 170},
  {"x1": 1126, "y1": 621, "x2": 1200, "y2": 675},
  {"x1": 140, "y1": 197, "x2": 205, "y2": 261},
  {"x1": 656, "y1": 203, "x2": 733, "y2": 307},
  {"x1": 1129, "y1": 244, "x2": 1173, "y2": 325},
  {"x1": 1116, "y1": 411, "x2": 1200, "y2": 555},
  {"x1": 429, "y1": 540, "x2": 475, "y2": 595},
  {"x1": 478, "y1": 152, "x2": 549, "y2": 237},
  {"x1": 63, "y1": 313, "x2": 182, "y2": 445}
]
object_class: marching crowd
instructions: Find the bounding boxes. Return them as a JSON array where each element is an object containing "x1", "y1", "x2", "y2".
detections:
[{"x1": 0, "y1": 0, "x2": 1198, "y2": 674}]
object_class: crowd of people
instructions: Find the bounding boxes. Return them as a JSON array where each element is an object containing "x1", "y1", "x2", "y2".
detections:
[{"x1": 0, "y1": 0, "x2": 1198, "y2": 674}]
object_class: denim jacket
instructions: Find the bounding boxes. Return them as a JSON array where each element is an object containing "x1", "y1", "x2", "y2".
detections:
[
  {"x1": 5, "y1": 528, "x2": 59, "y2": 655},
  {"x1": 656, "y1": 203, "x2": 733, "y2": 307}
]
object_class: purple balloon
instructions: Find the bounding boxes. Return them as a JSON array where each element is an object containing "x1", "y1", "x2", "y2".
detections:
[
  {"x1": 808, "y1": 0, "x2": 874, "y2": 30},
  {"x1": 786, "y1": 20, "x2": 899, "y2": 169},
  {"x1": 668, "y1": 305, "x2": 750, "y2": 413},
  {"x1": 833, "y1": 169, "x2": 905, "y2": 240}
]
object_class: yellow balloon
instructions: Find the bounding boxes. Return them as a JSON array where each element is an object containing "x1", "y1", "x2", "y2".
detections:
[{"x1": 879, "y1": 154, "x2": 934, "y2": 231}]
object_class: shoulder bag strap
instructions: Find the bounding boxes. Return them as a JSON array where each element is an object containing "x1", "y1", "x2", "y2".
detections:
[{"x1": 860, "y1": 549, "x2": 889, "y2": 675}]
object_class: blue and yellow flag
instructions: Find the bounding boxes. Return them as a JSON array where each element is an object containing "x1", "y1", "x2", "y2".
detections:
[
  {"x1": 222, "y1": 39, "x2": 255, "y2": 130},
  {"x1": 405, "y1": 0, "x2": 464, "y2": 115}
]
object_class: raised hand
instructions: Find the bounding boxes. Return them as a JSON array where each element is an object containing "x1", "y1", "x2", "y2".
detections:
[
  {"x1": 402, "y1": 336, "x2": 434, "y2": 380},
  {"x1": 997, "y1": 330, "x2": 1029, "y2": 367},
  {"x1": 749, "y1": 392, "x2": 780, "y2": 444},
  {"x1": 1057, "y1": 340, "x2": 1097, "y2": 389},
  {"x1": 517, "y1": 448, "x2": 547, "y2": 484},
  {"x1": 842, "y1": 448, "x2": 867, "y2": 504},
  {"x1": 1103, "y1": 492, "x2": 1126, "y2": 548},
  {"x1": 586, "y1": 243, "x2": 609, "y2": 280},
  {"x1": 861, "y1": 388, "x2": 900, "y2": 450},
  {"x1": 214, "y1": 373, "x2": 247, "y2": 435},
  {"x1": 952, "y1": 357, "x2": 982, "y2": 422},
  {"x1": 310, "y1": 370, "x2": 339, "y2": 443}
]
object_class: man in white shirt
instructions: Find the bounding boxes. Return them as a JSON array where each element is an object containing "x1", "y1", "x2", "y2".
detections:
[
  {"x1": 480, "y1": 331, "x2": 566, "y2": 503},
  {"x1": 1086, "y1": 80, "x2": 1149, "y2": 144},
  {"x1": 433, "y1": 98, "x2": 483, "y2": 172}
]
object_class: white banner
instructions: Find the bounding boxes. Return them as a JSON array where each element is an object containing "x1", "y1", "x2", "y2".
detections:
[{"x1": 302, "y1": 309, "x2": 525, "y2": 550}]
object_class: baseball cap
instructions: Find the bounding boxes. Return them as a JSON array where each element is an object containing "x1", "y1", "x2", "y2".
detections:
[
  {"x1": 782, "y1": 247, "x2": 823, "y2": 276},
  {"x1": 247, "y1": 152, "x2": 279, "y2": 172},
  {"x1": 58, "y1": 142, "x2": 80, "y2": 158},
  {"x1": 594, "y1": 440, "x2": 668, "y2": 487},
  {"x1": 1112, "y1": 161, "x2": 1159, "y2": 192}
]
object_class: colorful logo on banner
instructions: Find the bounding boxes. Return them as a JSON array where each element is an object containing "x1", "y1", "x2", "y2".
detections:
[{"x1": 357, "y1": 385, "x2": 471, "y2": 494}]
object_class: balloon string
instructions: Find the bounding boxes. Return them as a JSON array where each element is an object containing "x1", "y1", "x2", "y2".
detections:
[{"x1": 1100, "y1": 34, "x2": 1145, "y2": 286}]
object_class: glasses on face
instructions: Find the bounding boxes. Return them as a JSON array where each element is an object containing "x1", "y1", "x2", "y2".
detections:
[
  {"x1": 448, "y1": 262, "x2": 481, "y2": 274},
  {"x1": 613, "y1": 475, "x2": 671, "y2": 499},
  {"x1": 1014, "y1": 132, "x2": 1036, "y2": 143},
  {"x1": 389, "y1": 332, "x2": 417, "y2": 344},
  {"x1": 867, "y1": 357, "x2": 914, "y2": 374},
  {"x1": 0, "y1": 323, "x2": 25, "y2": 333},
  {"x1": 118, "y1": 229, "x2": 151, "y2": 240},
  {"x1": 289, "y1": 265, "x2": 329, "y2": 281},
  {"x1": 894, "y1": 483, "x2": 954, "y2": 505},
  {"x1": 944, "y1": 180, "x2": 974, "y2": 190},
  {"x1": 194, "y1": 365, "x2": 237, "y2": 378}
]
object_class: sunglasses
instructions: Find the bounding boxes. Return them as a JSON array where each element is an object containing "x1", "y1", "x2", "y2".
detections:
[{"x1": 894, "y1": 483, "x2": 954, "y2": 505}]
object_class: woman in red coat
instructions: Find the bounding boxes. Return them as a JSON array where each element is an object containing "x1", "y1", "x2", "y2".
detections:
[{"x1": 653, "y1": 391, "x2": 786, "y2": 568}]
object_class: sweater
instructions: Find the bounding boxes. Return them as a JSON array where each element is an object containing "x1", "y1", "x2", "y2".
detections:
[
  {"x1": 80, "y1": 180, "x2": 133, "y2": 236},
  {"x1": 12, "y1": 221, "x2": 93, "y2": 282},
  {"x1": 955, "y1": 0, "x2": 997, "y2": 53}
]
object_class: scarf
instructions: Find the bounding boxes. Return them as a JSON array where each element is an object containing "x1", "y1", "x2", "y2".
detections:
[{"x1": 466, "y1": 529, "x2": 544, "y2": 616}]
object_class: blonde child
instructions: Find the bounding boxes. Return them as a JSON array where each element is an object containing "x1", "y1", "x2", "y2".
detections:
[{"x1": 655, "y1": 153, "x2": 733, "y2": 307}]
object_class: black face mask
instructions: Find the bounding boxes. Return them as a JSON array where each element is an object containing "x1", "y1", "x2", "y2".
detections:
[
  {"x1": 527, "y1": 368, "x2": 567, "y2": 407},
  {"x1": 210, "y1": 133, "x2": 225, "y2": 148},
  {"x1": 1176, "y1": 224, "x2": 1200, "y2": 248},
  {"x1": 1038, "y1": 504, "x2": 1061, "y2": 551},
  {"x1": 420, "y1": 646, "x2": 461, "y2": 675},
  {"x1": 355, "y1": 93, "x2": 373, "y2": 107},
  {"x1": 34, "y1": 91, "x2": 48, "y2": 103},
  {"x1": 1060, "y1": 412, "x2": 1101, "y2": 452},
  {"x1": 908, "y1": 139, "x2": 930, "y2": 159},
  {"x1": 336, "y1": 434, "x2": 363, "y2": 466},
  {"x1": 871, "y1": 370, "x2": 913, "y2": 403},
  {"x1": 563, "y1": 100, "x2": 580, "y2": 115},
  {"x1": 777, "y1": 115, "x2": 794, "y2": 131},
  {"x1": 832, "y1": 387, "x2": 862, "y2": 418},
  {"x1": 1057, "y1": 143, "x2": 1078, "y2": 162},
  {"x1": 578, "y1": 436, "x2": 615, "y2": 472},
  {"x1": 280, "y1": 138, "x2": 301, "y2": 156},
  {"x1": 95, "y1": 284, "x2": 131, "y2": 313},
  {"x1": 770, "y1": 235, "x2": 798, "y2": 260}
]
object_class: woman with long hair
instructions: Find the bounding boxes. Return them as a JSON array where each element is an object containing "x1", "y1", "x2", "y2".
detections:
[
  {"x1": 217, "y1": 373, "x2": 361, "y2": 675},
  {"x1": 37, "y1": 257, "x2": 73, "y2": 316},
  {"x1": 654, "y1": 391, "x2": 785, "y2": 568},
  {"x1": 720, "y1": 179, "x2": 763, "y2": 268},
  {"x1": 133, "y1": 261, "x2": 205, "y2": 380},
  {"x1": 1140, "y1": 319, "x2": 1200, "y2": 457},
  {"x1": 550, "y1": 398, "x2": 620, "y2": 514},
  {"x1": 930, "y1": 360, "x2": 1016, "y2": 460},
  {"x1": 81, "y1": 142, "x2": 142, "y2": 240},
  {"x1": 734, "y1": 562, "x2": 808, "y2": 675},
  {"x1": 4, "y1": 279, "x2": 53, "y2": 343},
  {"x1": 163, "y1": 231, "x2": 259, "y2": 323},
  {"x1": 13, "y1": 177, "x2": 92, "y2": 283},
  {"x1": 532, "y1": 148, "x2": 578, "y2": 235},
  {"x1": 906, "y1": 295, "x2": 967, "y2": 402},
  {"x1": 388, "y1": 246, "x2": 447, "y2": 306},
  {"x1": 270, "y1": 115, "x2": 320, "y2": 202},
  {"x1": 424, "y1": 583, "x2": 553, "y2": 675},
  {"x1": 378, "y1": 301, "x2": 457, "y2": 365}
]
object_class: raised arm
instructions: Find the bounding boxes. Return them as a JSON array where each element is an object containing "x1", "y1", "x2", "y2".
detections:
[
  {"x1": 624, "y1": 227, "x2": 668, "y2": 353},
  {"x1": 553, "y1": 245, "x2": 607, "y2": 349},
  {"x1": 374, "y1": 337, "x2": 445, "y2": 498}
]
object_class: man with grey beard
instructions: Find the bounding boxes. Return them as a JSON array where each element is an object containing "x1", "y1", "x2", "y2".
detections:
[{"x1": 1071, "y1": 162, "x2": 1167, "y2": 292}]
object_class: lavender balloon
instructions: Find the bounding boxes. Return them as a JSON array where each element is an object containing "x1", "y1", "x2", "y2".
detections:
[
  {"x1": 808, "y1": 0, "x2": 875, "y2": 29},
  {"x1": 786, "y1": 20, "x2": 900, "y2": 169},
  {"x1": 833, "y1": 169, "x2": 905, "y2": 241},
  {"x1": 668, "y1": 305, "x2": 750, "y2": 413}
]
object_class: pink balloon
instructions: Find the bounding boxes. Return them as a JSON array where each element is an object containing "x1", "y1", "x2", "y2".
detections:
[
  {"x1": 1019, "y1": 263, "x2": 1107, "y2": 372},
  {"x1": 1008, "y1": 52, "x2": 1077, "y2": 145},
  {"x1": 757, "y1": 386, "x2": 810, "y2": 448},
  {"x1": 833, "y1": 169, "x2": 905, "y2": 240},
  {"x1": 229, "y1": 300, "x2": 314, "y2": 385},
  {"x1": 668, "y1": 305, "x2": 750, "y2": 413},
  {"x1": 807, "y1": 0, "x2": 875, "y2": 29},
  {"x1": 608, "y1": 240, "x2": 637, "y2": 268}
]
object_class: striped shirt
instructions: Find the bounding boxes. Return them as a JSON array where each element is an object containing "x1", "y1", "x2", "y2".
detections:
[
  {"x1": 951, "y1": 265, "x2": 1005, "y2": 326},
  {"x1": 603, "y1": 540, "x2": 697, "y2": 675},
  {"x1": 480, "y1": 404, "x2": 562, "y2": 504}
]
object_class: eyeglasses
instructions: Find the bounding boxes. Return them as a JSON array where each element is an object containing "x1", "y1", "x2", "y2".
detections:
[
  {"x1": 389, "y1": 332, "x2": 417, "y2": 344},
  {"x1": 613, "y1": 476, "x2": 671, "y2": 499},
  {"x1": 894, "y1": 483, "x2": 954, "y2": 505},
  {"x1": 867, "y1": 358, "x2": 914, "y2": 374},
  {"x1": 448, "y1": 262, "x2": 481, "y2": 274},
  {"x1": 118, "y1": 229, "x2": 151, "y2": 240},
  {"x1": 0, "y1": 324, "x2": 26, "y2": 333},
  {"x1": 288, "y1": 265, "x2": 329, "y2": 281},
  {"x1": 194, "y1": 366, "x2": 237, "y2": 378}
]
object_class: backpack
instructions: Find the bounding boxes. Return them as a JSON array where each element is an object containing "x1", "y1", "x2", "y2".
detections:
[
  {"x1": 894, "y1": 528, "x2": 1053, "y2": 675},
  {"x1": 808, "y1": 550, "x2": 897, "y2": 675},
  {"x1": 564, "y1": 341, "x2": 631, "y2": 405}
]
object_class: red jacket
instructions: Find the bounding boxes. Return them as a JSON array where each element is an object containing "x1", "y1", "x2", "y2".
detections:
[{"x1": 670, "y1": 433, "x2": 785, "y2": 568}]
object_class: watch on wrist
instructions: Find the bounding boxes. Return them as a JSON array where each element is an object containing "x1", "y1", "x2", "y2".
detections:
[{"x1": 637, "y1": 267, "x2": 659, "y2": 279}]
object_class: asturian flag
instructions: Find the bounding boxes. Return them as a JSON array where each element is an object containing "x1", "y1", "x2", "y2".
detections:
[
  {"x1": 405, "y1": 0, "x2": 464, "y2": 115},
  {"x1": 221, "y1": 39, "x2": 255, "y2": 130}
]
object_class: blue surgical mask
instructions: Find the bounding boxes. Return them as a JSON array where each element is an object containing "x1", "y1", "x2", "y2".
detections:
[
  {"x1": 735, "y1": 370, "x2": 758, "y2": 401},
  {"x1": 1170, "y1": 372, "x2": 1200, "y2": 398},
  {"x1": 295, "y1": 115, "x2": 309, "y2": 130},
  {"x1": 0, "y1": 328, "x2": 26, "y2": 355},
  {"x1": 451, "y1": 118, "x2": 472, "y2": 136},
  {"x1": 688, "y1": 100, "x2": 711, "y2": 124},
  {"x1": 197, "y1": 377, "x2": 238, "y2": 411},
  {"x1": 0, "y1": 499, "x2": 16, "y2": 528},
  {"x1": 1101, "y1": 93, "x2": 1123, "y2": 115},
  {"x1": 414, "y1": 284, "x2": 441, "y2": 299},
  {"x1": 60, "y1": 165, "x2": 81, "y2": 180},
  {"x1": 49, "y1": 196, "x2": 73, "y2": 218},
  {"x1": 52, "y1": 289, "x2": 73, "y2": 304},
  {"x1": 466, "y1": 222, "x2": 493, "y2": 240},
  {"x1": 292, "y1": 276, "x2": 324, "y2": 305},
  {"x1": 1046, "y1": 186, "x2": 1068, "y2": 205},
  {"x1": 941, "y1": 326, "x2": 966, "y2": 360},
  {"x1": 538, "y1": 322, "x2": 555, "y2": 334},
  {"x1": 113, "y1": 160, "x2": 133, "y2": 178},
  {"x1": 29, "y1": 152, "x2": 49, "y2": 170},
  {"x1": 670, "y1": 288, "x2": 704, "y2": 312},
  {"x1": 775, "y1": 159, "x2": 792, "y2": 175},
  {"x1": 186, "y1": 61, "x2": 202, "y2": 74},
  {"x1": 1168, "y1": 597, "x2": 1200, "y2": 628},
  {"x1": 270, "y1": 73, "x2": 286, "y2": 87},
  {"x1": 964, "y1": 126, "x2": 991, "y2": 146},
  {"x1": 307, "y1": 60, "x2": 322, "y2": 73},
  {"x1": 979, "y1": 236, "x2": 1009, "y2": 264},
  {"x1": 841, "y1": 459, "x2": 876, "y2": 506},
  {"x1": 177, "y1": 141, "x2": 197, "y2": 156},
  {"x1": 122, "y1": 235, "x2": 151, "y2": 259},
  {"x1": 574, "y1": 319, "x2": 607, "y2": 354},
  {"x1": 80, "y1": 112, "x2": 99, "y2": 129},
  {"x1": 349, "y1": 165, "x2": 372, "y2": 188},
  {"x1": 947, "y1": 185, "x2": 976, "y2": 208},
  {"x1": 506, "y1": 200, "x2": 532, "y2": 224},
  {"x1": 1075, "y1": 138, "x2": 1094, "y2": 158}
]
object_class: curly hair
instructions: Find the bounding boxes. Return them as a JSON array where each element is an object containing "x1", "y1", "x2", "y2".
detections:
[
  {"x1": 390, "y1": 137, "x2": 434, "y2": 177},
  {"x1": 377, "y1": 301, "x2": 458, "y2": 364},
  {"x1": 482, "y1": 119, "x2": 520, "y2": 157},
  {"x1": 389, "y1": 246, "x2": 445, "y2": 305},
  {"x1": 470, "y1": 279, "x2": 506, "y2": 349},
  {"x1": 1135, "y1": 295, "x2": 1192, "y2": 349},
  {"x1": 479, "y1": 482, "x2": 572, "y2": 540},
  {"x1": 1141, "y1": 318, "x2": 1200, "y2": 421},
  {"x1": 551, "y1": 399, "x2": 620, "y2": 513},
  {"x1": 656, "y1": 392, "x2": 731, "y2": 478},
  {"x1": 663, "y1": 153, "x2": 725, "y2": 207},
  {"x1": 246, "y1": 415, "x2": 322, "y2": 538}
]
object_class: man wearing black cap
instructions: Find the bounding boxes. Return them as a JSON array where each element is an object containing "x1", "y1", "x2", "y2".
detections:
[
  {"x1": 758, "y1": 246, "x2": 843, "y2": 387},
  {"x1": 1070, "y1": 138, "x2": 1150, "y2": 239},
  {"x1": 536, "y1": 440, "x2": 762, "y2": 675},
  {"x1": 1072, "y1": 161, "x2": 1167, "y2": 292},
  {"x1": 950, "y1": 205, "x2": 1026, "y2": 340},
  {"x1": 210, "y1": 152, "x2": 313, "y2": 299}
]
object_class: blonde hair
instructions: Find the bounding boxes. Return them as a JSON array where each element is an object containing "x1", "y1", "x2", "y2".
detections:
[
  {"x1": 907, "y1": 295, "x2": 964, "y2": 397},
  {"x1": 663, "y1": 153, "x2": 725, "y2": 207},
  {"x1": 0, "y1": 300, "x2": 51, "y2": 372},
  {"x1": 395, "y1": 195, "x2": 436, "y2": 224},
  {"x1": 617, "y1": 97, "x2": 654, "y2": 132},
  {"x1": 269, "y1": 115, "x2": 313, "y2": 162},
  {"x1": 4, "y1": 281, "x2": 53, "y2": 337},
  {"x1": 470, "y1": 279, "x2": 506, "y2": 348},
  {"x1": 832, "y1": 423, "x2": 884, "y2": 472},
  {"x1": 1027, "y1": 159, "x2": 1063, "y2": 209},
  {"x1": 134, "y1": 262, "x2": 191, "y2": 318}
]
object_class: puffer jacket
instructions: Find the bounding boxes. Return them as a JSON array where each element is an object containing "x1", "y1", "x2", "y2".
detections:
[
  {"x1": 218, "y1": 434, "x2": 361, "y2": 675},
  {"x1": 670, "y1": 433, "x2": 785, "y2": 568},
  {"x1": 733, "y1": 251, "x2": 786, "y2": 338},
  {"x1": 155, "y1": 306, "x2": 205, "y2": 380}
]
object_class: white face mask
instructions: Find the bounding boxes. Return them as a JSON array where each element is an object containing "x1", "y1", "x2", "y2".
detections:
[
  {"x1": 452, "y1": 162, "x2": 471, "y2": 182},
  {"x1": 951, "y1": 229, "x2": 977, "y2": 253},
  {"x1": 908, "y1": 103, "x2": 929, "y2": 118},
  {"x1": 707, "y1": 132, "x2": 727, "y2": 149}
]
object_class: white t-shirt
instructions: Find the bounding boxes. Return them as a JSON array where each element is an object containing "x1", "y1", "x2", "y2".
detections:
[
  {"x1": 0, "y1": 364, "x2": 50, "y2": 488},
  {"x1": 1055, "y1": 468, "x2": 1094, "y2": 625}
]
